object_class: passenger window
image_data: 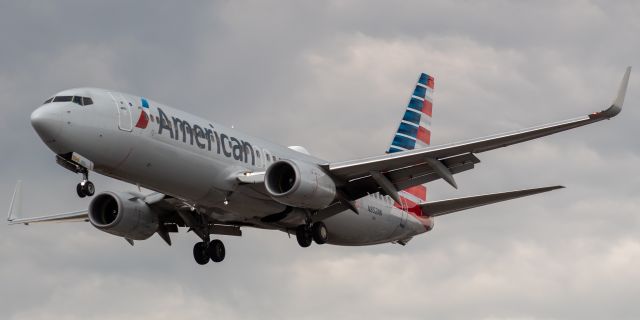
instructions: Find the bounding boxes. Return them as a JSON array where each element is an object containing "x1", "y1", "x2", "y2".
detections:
[
  {"x1": 72, "y1": 96, "x2": 83, "y2": 105},
  {"x1": 82, "y1": 97, "x2": 93, "y2": 105},
  {"x1": 53, "y1": 96, "x2": 73, "y2": 102}
]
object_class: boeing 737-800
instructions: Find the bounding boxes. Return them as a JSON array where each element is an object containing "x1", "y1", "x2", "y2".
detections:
[{"x1": 8, "y1": 68, "x2": 631, "y2": 265}]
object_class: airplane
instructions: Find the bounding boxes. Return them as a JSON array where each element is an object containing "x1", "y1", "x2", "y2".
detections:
[{"x1": 7, "y1": 67, "x2": 631, "y2": 265}]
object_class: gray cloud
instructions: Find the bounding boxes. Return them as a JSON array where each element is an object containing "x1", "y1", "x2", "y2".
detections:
[{"x1": 1, "y1": 1, "x2": 639, "y2": 319}]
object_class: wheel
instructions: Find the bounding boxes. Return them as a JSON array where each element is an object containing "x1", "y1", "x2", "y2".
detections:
[
  {"x1": 312, "y1": 222, "x2": 328, "y2": 245},
  {"x1": 207, "y1": 239, "x2": 226, "y2": 263},
  {"x1": 81, "y1": 181, "x2": 95, "y2": 196},
  {"x1": 295, "y1": 225, "x2": 312, "y2": 248},
  {"x1": 76, "y1": 183, "x2": 86, "y2": 198},
  {"x1": 193, "y1": 242, "x2": 210, "y2": 265}
]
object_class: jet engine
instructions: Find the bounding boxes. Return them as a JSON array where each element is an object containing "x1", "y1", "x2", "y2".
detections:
[
  {"x1": 88, "y1": 191, "x2": 159, "y2": 240},
  {"x1": 265, "y1": 159, "x2": 337, "y2": 210}
]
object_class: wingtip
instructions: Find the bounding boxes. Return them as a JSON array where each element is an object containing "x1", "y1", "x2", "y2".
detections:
[
  {"x1": 602, "y1": 66, "x2": 632, "y2": 118},
  {"x1": 541, "y1": 185, "x2": 565, "y2": 192},
  {"x1": 7, "y1": 180, "x2": 22, "y2": 222}
]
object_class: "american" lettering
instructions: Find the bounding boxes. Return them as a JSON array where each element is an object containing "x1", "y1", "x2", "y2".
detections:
[{"x1": 157, "y1": 107, "x2": 258, "y2": 165}]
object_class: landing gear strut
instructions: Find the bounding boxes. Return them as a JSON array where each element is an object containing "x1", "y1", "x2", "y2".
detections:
[
  {"x1": 296, "y1": 222, "x2": 328, "y2": 247},
  {"x1": 183, "y1": 207, "x2": 228, "y2": 265},
  {"x1": 192, "y1": 239, "x2": 226, "y2": 265}
]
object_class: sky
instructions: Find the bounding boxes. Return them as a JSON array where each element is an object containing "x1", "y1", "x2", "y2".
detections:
[{"x1": 1, "y1": 1, "x2": 639, "y2": 319}]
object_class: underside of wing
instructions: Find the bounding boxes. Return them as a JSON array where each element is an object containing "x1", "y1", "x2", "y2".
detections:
[
  {"x1": 7, "y1": 181, "x2": 89, "y2": 225},
  {"x1": 339, "y1": 153, "x2": 480, "y2": 200},
  {"x1": 8, "y1": 210, "x2": 89, "y2": 225},
  {"x1": 420, "y1": 186, "x2": 565, "y2": 217},
  {"x1": 328, "y1": 67, "x2": 631, "y2": 201}
]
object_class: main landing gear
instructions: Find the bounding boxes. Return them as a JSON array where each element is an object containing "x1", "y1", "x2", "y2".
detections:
[
  {"x1": 296, "y1": 221, "x2": 328, "y2": 248},
  {"x1": 193, "y1": 239, "x2": 226, "y2": 265},
  {"x1": 76, "y1": 172, "x2": 95, "y2": 198}
]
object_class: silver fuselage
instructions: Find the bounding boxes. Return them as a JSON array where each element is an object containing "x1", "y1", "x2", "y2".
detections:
[{"x1": 31, "y1": 88, "x2": 432, "y2": 245}]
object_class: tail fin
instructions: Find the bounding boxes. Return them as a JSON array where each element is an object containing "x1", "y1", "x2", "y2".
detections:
[
  {"x1": 387, "y1": 72, "x2": 435, "y2": 205},
  {"x1": 387, "y1": 72, "x2": 434, "y2": 153}
]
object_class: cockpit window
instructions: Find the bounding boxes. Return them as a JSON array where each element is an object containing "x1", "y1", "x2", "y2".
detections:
[
  {"x1": 43, "y1": 95, "x2": 94, "y2": 106},
  {"x1": 53, "y1": 96, "x2": 73, "y2": 102}
]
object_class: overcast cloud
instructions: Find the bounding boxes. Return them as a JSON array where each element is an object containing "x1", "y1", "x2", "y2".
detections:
[{"x1": 1, "y1": 1, "x2": 639, "y2": 319}]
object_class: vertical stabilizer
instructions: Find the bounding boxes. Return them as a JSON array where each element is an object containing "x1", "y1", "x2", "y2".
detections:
[{"x1": 386, "y1": 72, "x2": 435, "y2": 206}]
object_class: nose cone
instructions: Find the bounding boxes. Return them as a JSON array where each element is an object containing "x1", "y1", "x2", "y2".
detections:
[{"x1": 31, "y1": 105, "x2": 62, "y2": 144}]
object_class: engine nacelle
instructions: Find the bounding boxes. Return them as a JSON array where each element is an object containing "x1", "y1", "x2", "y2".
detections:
[
  {"x1": 265, "y1": 159, "x2": 337, "y2": 209},
  {"x1": 88, "y1": 191, "x2": 159, "y2": 240}
]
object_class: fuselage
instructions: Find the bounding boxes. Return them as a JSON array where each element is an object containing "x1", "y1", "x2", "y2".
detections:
[{"x1": 31, "y1": 88, "x2": 433, "y2": 245}]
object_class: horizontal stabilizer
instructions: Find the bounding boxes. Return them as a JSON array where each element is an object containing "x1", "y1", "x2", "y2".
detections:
[{"x1": 420, "y1": 185, "x2": 564, "y2": 217}]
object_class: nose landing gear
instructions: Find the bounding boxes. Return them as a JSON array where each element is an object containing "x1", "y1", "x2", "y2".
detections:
[
  {"x1": 76, "y1": 180, "x2": 95, "y2": 198},
  {"x1": 54, "y1": 154, "x2": 96, "y2": 198},
  {"x1": 76, "y1": 171, "x2": 95, "y2": 198}
]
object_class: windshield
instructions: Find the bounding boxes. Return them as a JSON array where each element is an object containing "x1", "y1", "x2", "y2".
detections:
[{"x1": 44, "y1": 95, "x2": 93, "y2": 106}]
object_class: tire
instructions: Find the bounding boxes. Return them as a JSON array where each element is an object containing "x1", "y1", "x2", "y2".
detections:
[
  {"x1": 207, "y1": 239, "x2": 226, "y2": 263},
  {"x1": 82, "y1": 181, "x2": 95, "y2": 196},
  {"x1": 295, "y1": 225, "x2": 312, "y2": 248},
  {"x1": 312, "y1": 222, "x2": 328, "y2": 245},
  {"x1": 193, "y1": 242, "x2": 210, "y2": 265},
  {"x1": 76, "y1": 183, "x2": 86, "y2": 198}
]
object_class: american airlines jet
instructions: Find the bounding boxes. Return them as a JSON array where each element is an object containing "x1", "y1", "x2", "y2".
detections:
[{"x1": 8, "y1": 68, "x2": 631, "y2": 265}]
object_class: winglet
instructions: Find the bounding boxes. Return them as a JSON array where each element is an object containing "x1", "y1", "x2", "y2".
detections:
[
  {"x1": 601, "y1": 66, "x2": 631, "y2": 118},
  {"x1": 7, "y1": 180, "x2": 22, "y2": 222}
]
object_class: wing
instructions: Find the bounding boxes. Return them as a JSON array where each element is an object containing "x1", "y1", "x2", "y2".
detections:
[
  {"x1": 420, "y1": 185, "x2": 564, "y2": 217},
  {"x1": 329, "y1": 67, "x2": 631, "y2": 200},
  {"x1": 8, "y1": 210, "x2": 89, "y2": 225},
  {"x1": 5, "y1": 181, "x2": 168, "y2": 225},
  {"x1": 5, "y1": 181, "x2": 87, "y2": 225}
]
